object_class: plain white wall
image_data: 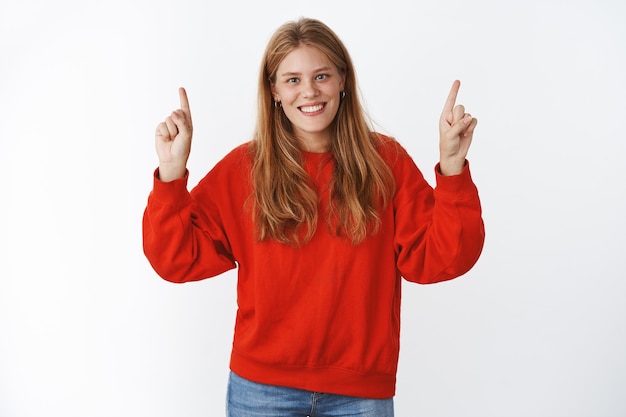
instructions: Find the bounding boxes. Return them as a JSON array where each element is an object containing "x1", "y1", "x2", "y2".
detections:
[{"x1": 1, "y1": 0, "x2": 625, "y2": 416}]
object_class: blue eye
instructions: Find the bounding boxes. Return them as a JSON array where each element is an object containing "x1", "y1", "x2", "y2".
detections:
[
  {"x1": 287, "y1": 77, "x2": 299, "y2": 83},
  {"x1": 316, "y1": 74, "x2": 328, "y2": 80}
]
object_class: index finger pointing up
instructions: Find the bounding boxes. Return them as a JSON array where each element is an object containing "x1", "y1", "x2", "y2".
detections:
[
  {"x1": 441, "y1": 80, "x2": 461, "y2": 123},
  {"x1": 179, "y1": 87, "x2": 191, "y2": 116}
]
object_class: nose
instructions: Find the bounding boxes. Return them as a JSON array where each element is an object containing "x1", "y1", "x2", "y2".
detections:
[{"x1": 301, "y1": 79, "x2": 319, "y2": 98}]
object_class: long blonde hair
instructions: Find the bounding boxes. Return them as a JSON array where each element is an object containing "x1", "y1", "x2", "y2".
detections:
[{"x1": 251, "y1": 17, "x2": 395, "y2": 245}]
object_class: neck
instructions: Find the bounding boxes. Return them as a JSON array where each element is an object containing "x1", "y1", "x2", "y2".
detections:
[{"x1": 297, "y1": 133, "x2": 330, "y2": 153}]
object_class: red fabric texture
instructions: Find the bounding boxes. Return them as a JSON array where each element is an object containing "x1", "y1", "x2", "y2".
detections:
[{"x1": 142, "y1": 137, "x2": 485, "y2": 399}]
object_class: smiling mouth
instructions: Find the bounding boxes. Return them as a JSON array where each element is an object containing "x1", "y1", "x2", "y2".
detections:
[{"x1": 299, "y1": 103, "x2": 325, "y2": 114}]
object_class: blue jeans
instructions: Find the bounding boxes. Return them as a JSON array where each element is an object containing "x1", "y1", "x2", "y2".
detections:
[{"x1": 226, "y1": 372, "x2": 394, "y2": 417}]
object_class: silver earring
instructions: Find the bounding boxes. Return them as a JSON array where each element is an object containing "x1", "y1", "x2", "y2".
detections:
[
  {"x1": 274, "y1": 100, "x2": 282, "y2": 108},
  {"x1": 340, "y1": 91, "x2": 346, "y2": 99}
]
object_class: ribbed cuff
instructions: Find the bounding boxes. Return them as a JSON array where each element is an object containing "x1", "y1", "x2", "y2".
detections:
[
  {"x1": 434, "y1": 160, "x2": 478, "y2": 198},
  {"x1": 149, "y1": 168, "x2": 191, "y2": 208}
]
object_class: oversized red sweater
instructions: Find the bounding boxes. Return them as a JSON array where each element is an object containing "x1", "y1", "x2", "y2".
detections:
[{"x1": 142, "y1": 137, "x2": 484, "y2": 399}]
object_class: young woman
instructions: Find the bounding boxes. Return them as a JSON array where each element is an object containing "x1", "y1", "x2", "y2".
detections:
[{"x1": 143, "y1": 17, "x2": 484, "y2": 417}]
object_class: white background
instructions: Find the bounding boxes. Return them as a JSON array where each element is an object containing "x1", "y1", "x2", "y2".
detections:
[{"x1": 1, "y1": 0, "x2": 625, "y2": 416}]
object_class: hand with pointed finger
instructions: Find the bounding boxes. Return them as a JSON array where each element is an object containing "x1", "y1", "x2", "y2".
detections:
[
  {"x1": 155, "y1": 87, "x2": 193, "y2": 182},
  {"x1": 438, "y1": 80, "x2": 478, "y2": 176}
]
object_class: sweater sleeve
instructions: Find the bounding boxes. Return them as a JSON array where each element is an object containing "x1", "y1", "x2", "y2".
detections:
[
  {"x1": 392, "y1": 150, "x2": 485, "y2": 284},
  {"x1": 142, "y1": 169, "x2": 237, "y2": 283}
]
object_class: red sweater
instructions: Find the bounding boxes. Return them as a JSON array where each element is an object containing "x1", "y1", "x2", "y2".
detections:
[{"x1": 142, "y1": 138, "x2": 484, "y2": 399}]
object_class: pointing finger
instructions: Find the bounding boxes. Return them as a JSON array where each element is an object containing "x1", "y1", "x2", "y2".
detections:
[
  {"x1": 179, "y1": 87, "x2": 192, "y2": 120},
  {"x1": 441, "y1": 80, "x2": 461, "y2": 124}
]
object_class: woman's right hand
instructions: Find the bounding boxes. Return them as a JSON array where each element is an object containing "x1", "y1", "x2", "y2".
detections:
[{"x1": 155, "y1": 87, "x2": 193, "y2": 182}]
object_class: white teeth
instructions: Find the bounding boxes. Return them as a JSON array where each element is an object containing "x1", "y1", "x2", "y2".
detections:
[{"x1": 300, "y1": 104, "x2": 324, "y2": 113}]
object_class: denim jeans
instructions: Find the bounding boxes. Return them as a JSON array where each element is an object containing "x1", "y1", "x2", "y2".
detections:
[{"x1": 226, "y1": 371, "x2": 394, "y2": 417}]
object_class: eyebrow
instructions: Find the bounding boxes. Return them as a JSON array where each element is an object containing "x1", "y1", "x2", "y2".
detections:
[{"x1": 279, "y1": 66, "x2": 333, "y2": 77}]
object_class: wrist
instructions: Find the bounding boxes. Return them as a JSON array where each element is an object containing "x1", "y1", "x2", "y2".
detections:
[
  {"x1": 438, "y1": 158, "x2": 466, "y2": 176},
  {"x1": 157, "y1": 163, "x2": 187, "y2": 182}
]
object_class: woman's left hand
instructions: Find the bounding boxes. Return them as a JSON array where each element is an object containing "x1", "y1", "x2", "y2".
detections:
[{"x1": 438, "y1": 80, "x2": 478, "y2": 176}]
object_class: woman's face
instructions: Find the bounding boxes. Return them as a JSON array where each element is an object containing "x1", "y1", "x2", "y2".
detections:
[{"x1": 271, "y1": 45, "x2": 345, "y2": 152}]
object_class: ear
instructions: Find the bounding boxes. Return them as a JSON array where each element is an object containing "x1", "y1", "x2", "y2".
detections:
[{"x1": 270, "y1": 82, "x2": 278, "y2": 99}]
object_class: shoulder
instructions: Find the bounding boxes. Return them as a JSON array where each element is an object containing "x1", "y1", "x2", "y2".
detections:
[
  {"x1": 196, "y1": 142, "x2": 254, "y2": 190},
  {"x1": 371, "y1": 133, "x2": 427, "y2": 186},
  {"x1": 210, "y1": 142, "x2": 255, "y2": 173},
  {"x1": 222, "y1": 141, "x2": 254, "y2": 164},
  {"x1": 372, "y1": 132, "x2": 411, "y2": 165}
]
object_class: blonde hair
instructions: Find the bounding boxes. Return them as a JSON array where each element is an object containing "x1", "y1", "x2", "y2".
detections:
[{"x1": 251, "y1": 17, "x2": 395, "y2": 245}]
